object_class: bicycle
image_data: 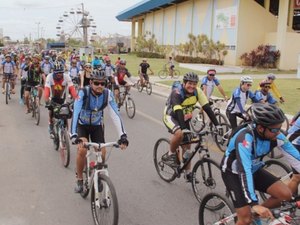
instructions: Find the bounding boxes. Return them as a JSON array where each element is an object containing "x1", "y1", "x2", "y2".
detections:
[
  {"x1": 79, "y1": 141, "x2": 119, "y2": 225},
  {"x1": 47, "y1": 102, "x2": 72, "y2": 168},
  {"x1": 158, "y1": 64, "x2": 180, "y2": 79},
  {"x1": 199, "y1": 192, "x2": 300, "y2": 225},
  {"x1": 153, "y1": 129, "x2": 224, "y2": 203},
  {"x1": 29, "y1": 85, "x2": 40, "y2": 125},
  {"x1": 136, "y1": 74, "x2": 152, "y2": 95},
  {"x1": 118, "y1": 85, "x2": 136, "y2": 119},
  {"x1": 3, "y1": 73, "x2": 13, "y2": 104}
]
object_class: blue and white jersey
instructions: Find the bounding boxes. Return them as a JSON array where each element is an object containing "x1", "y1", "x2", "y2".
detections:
[
  {"x1": 103, "y1": 64, "x2": 115, "y2": 78},
  {"x1": 226, "y1": 87, "x2": 257, "y2": 114},
  {"x1": 69, "y1": 66, "x2": 80, "y2": 79},
  {"x1": 201, "y1": 76, "x2": 220, "y2": 98},
  {"x1": 1, "y1": 61, "x2": 15, "y2": 74},
  {"x1": 288, "y1": 117, "x2": 300, "y2": 146},
  {"x1": 254, "y1": 90, "x2": 277, "y2": 104},
  {"x1": 20, "y1": 62, "x2": 29, "y2": 79},
  {"x1": 221, "y1": 126, "x2": 300, "y2": 205},
  {"x1": 71, "y1": 88, "x2": 126, "y2": 138},
  {"x1": 41, "y1": 62, "x2": 53, "y2": 75}
]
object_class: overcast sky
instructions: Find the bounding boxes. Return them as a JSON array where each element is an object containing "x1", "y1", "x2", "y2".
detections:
[{"x1": 0, "y1": 0, "x2": 141, "y2": 41}]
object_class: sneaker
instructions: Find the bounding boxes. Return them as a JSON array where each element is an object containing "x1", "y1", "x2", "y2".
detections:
[
  {"x1": 162, "y1": 153, "x2": 179, "y2": 168},
  {"x1": 74, "y1": 180, "x2": 83, "y2": 193},
  {"x1": 185, "y1": 173, "x2": 199, "y2": 184}
]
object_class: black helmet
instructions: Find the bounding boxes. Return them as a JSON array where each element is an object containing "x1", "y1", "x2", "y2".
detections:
[
  {"x1": 53, "y1": 61, "x2": 64, "y2": 73},
  {"x1": 183, "y1": 72, "x2": 199, "y2": 83},
  {"x1": 91, "y1": 69, "x2": 105, "y2": 80},
  {"x1": 251, "y1": 103, "x2": 285, "y2": 126}
]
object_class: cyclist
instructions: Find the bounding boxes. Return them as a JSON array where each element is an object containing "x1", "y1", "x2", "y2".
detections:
[
  {"x1": 44, "y1": 61, "x2": 78, "y2": 138},
  {"x1": 167, "y1": 56, "x2": 174, "y2": 78},
  {"x1": 19, "y1": 56, "x2": 31, "y2": 104},
  {"x1": 221, "y1": 103, "x2": 300, "y2": 225},
  {"x1": 41, "y1": 56, "x2": 54, "y2": 77},
  {"x1": 102, "y1": 59, "x2": 115, "y2": 89},
  {"x1": 24, "y1": 54, "x2": 43, "y2": 113},
  {"x1": 254, "y1": 79, "x2": 277, "y2": 104},
  {"x1": 69, "y1": 59, "x2": 80, "y2": 85},
  {"x1": 91, "y1": 55, "x2": 103, "y2": 70},
  {"x1": 162, "y1": 72, "x2": 221, "y2": 182},
  {"x1": 226, "y1": 76, "x2": 260, "y2": 130},
  {"x1": 80, "y1": 63, "x2": 93, "y2": 88},
  {"x1": 113, "y1": 59, "x2": 133, "y2": 108},
  {"x1": 138, "y1": 58, "x2": 154, "y2": 87},
  {"x1": 1, "y1": 54, "x2": 16, "y2": 94},
  {"x1": 201, "y1": 68, "x2": 228, "y2": 101},
  {"x1": 70, "y1": 70, "x2": 129, "y2": 193},
  {"x1": 265, "y1": 73, "x2": 285, "y2": 103}
]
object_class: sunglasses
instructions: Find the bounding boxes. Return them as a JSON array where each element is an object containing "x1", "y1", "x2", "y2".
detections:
[
  {"x1": 208, "y1": 74, "x2": 215, "y2": 76},
  {"x1": 93, "y1": 81, "x2": 106, "y2": 86},
  {"x1": 120, "y1": 63, "x2": 126, "y2": 65},
  {"x1": 264, "y1": 86, "x2": 271, "y2": 89},
  {"x1": 266, "y1": 127, "x2": 281, "y2": 133}
]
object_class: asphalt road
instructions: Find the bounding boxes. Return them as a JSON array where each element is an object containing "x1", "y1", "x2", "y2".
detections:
[{"x1": 0, "y1": 85, "x2": 226, "y2": 225}]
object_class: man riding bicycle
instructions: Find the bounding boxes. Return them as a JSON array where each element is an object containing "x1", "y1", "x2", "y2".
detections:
[
  {"x1": 70, "y1": 70, "x2": 129, "y2": 193},
  {"x1": 254, "y1": 79, "x2": 277, "y2": 104},
  {"x1": 221, "y1": 103, "x2": 300, "y2": 225},
  {"x1": 162, "y1": 72, "x2": 221, "y2": 182},
  {"x1": 44, "y1": 61, "x2": 78, "y2": 138},
  {"x1": 138, "y1": 58, "x2": 153, "y2": 87},
  {"x1": 1, "y1": 54, "x2": 16, "y2": 94}
]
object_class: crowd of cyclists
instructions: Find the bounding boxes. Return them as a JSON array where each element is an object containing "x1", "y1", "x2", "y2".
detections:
[{"x1": 1, "y1": 46, "x2": 300, "y2": 225}]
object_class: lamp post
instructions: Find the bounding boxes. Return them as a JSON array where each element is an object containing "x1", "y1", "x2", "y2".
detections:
[{"x1": 35, "y1": 22, "x2": 40, "y2": 40}]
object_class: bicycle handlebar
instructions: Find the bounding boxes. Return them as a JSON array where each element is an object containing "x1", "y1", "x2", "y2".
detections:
[{"x1": 83, "y1": 141, "x2": 119, "y2": 149}]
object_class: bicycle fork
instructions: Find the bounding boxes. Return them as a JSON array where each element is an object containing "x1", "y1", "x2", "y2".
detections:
[{"x1": 93, "y1": 169, "x2": 110, "y2": 208}]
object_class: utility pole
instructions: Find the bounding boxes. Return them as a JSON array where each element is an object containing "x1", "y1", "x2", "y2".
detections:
[
  {"x1": 81, "y1": 3, "x2": 89, "y2": 46},
  {"x1": 36, "y1": 22, "x2": 40, "y2": 40}
]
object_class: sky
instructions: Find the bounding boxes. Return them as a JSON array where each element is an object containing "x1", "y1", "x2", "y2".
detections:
[{"x1": 0, "y1": 0, "x2": 141, "y2": 41}]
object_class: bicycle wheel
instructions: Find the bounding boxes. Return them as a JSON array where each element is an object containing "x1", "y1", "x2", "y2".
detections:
[
  {"x1": 190, "y1": 110, "x2": 205, "y2": 133},
  {"x1": 34, "y1": 101, "x2": 40, "y2": 126},
  {"x1": 153, "y1": 138, "x2": 177, "y2": 182},
  {"x1": 146, "y1": 82, "x2": 152, "y2": 95},
  {"x1": 53, "y1": 127, "x2": 59, "y2": 151},
  {"x1": 192, "y1": 158, "x2": 224, "y2": 204},
  {"x1": 199, "y1": 192, "x2": 236, "y2": 225},
  {"x1": 91, "y1": 174, "x2": 119, "y2": 225},
  {"x1": 81, "y1": 163, "x2": 90, "y2": 198},
  {"x1": 158, "y1": 70, "x2": 167, "y2": 79},
  {"x1": 214, "y1": 123, "x2": 231, "y2": 152},
  {"x1": 259, "y1": 159, "x2": 292, "y2": 201},
  {"x1": 125, "y1": 97, "x2": 135, "y2": 119},
  {"x1": 5, "y1": 82, "x2": 9, "y2": 104},
  {"x1": 136, "y1": 79, "x2": 143, "y2": 92},
  {"x1": 60, "y1": 129, "x2": 70, "y2": 168},
  {"x1": 215, "y1": 113, "x2": 228, "y2": 124},
  {"x1": 282, "y1": 115, "x2": 290, "y2": 133},
  {"x1": 173, "y1": 70, "x2": 180, "y2": 79}
]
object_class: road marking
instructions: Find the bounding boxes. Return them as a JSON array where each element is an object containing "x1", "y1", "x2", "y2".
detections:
[{"x1": 136, "y1": 109, "x2": 163, "y2": 127}]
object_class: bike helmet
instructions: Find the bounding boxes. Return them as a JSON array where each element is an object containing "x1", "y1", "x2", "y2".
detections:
[
  {"x1": 240, "y1": 76, "x2": 253, "y2": 83},
  {"x1": 259, "y1": 79, "x2": 271, "y2": 87},
  {"x1": 251, "y1": 103, "x2": 285, "y2": 126},
  {"x1": 207, "y1": 68, "x2": 216, "y2": 75},
  {"x1": 183, "y1": 72, "x2": 199, "y2": 83},
  {"x1": 267, "y1": 73, "x2": 276, "y2": 80},
  {"x1": 5, "y1": 54, "x2": 11, "y2": 58},
  {"x1": 53, "y1": 61, "x2": 64, "y2": 73},
  {"x1": 44, "y1": 55, "x2": 50, "y2": 60},
  {"x1": 120, "y1": 59, "x2": 126, "y2": 65},
  {"x1": 90, "y1": 69, "x2": 106, "y2": 80}
]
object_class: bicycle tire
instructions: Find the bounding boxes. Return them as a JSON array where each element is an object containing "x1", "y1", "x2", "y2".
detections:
[
  {"x1": 173, "y1": 70, "x2": 180, "y2": 79},
  {"x1": 192, "y1": 158, "x2": 224, "y2": 204},
  {"x1": 199, "y1": 192, "x2": 236, "y2": 225},
  {"x1": 214, "y1": 123, "x2": 231, "y2": 153},
  {"x1": 91, "y1": 174, "x2": 119, "y2": 225},
  {"x1": 5, "y1": 82, "x2": 9, "y2": 104},
  {"x1": 81, "y1": 162, "x2": 90, "y2": 198},
  {"x1": 282, "y1": 115, "x2": 290, "y2": 133},
  {"x1": 158, "y1": 70, "x2": 167, "y2": 79},
  {"x1": 259, "y1": 159, "x2": 292, "y2": 201},
  {"x1": 153, "y1": 138, "x2": 177, "y2": 182},
  {"x1": 53, "y1": 126, "x2": 59, "y2": 151},
  {"x1": 146, "y1": 82, "x2": 152, "y2": 95},
  {"x1": 35, "y1": 101, "x2": 40, "y2": 126},
  {"x1": 137, "y1": 79, "x2": 143, "y2": 92},
  {"x1": 125, "y1": 97, "x2": 135, "y2": 119},
  {"x1": 215, "y1": 113, "x2": 229, "y2": 124},
  {"x1": 61, "y1": 129, "x2": 70, "y2": 168}
]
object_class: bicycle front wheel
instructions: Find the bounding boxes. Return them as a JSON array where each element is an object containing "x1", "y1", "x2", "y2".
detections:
[
  {"x1": 259, "y1": 159, "x2": 292, "y2": 201},
  {"x1": 192, "y1": 158, "x2": 224, "y2": 204},
  {"x1": 136, "y1": 79, "x2": 143, "y2": 92},
  {"x1": 91, "y1": 174, "x2": 119, "y2": 225},
  {"x1": 35, "y1": 101, "x2": 40, "y2": 126},
  {"x1": 173, "y1": 70, "x2": 180, "y2": 79},
  {"x1": 60, "y1": 129, "x2": 71, "y2": 168},
  {"x1": 199, "y1": 192, "x2": 236, "y2": 225},
  {"x1": 125, "y1": 97, "x2": 135, "y2": 119},
  {"x1": 153, "y1": 138, "x2": 177, "y2": 182},
  {"x1": 158, "y1": 70, "x2": 167, "y2": 79},
  {"x1": 146, "y1": 82, "x2": 152, "y2": 95},
  {"x1": 5, "y1": 82, "x2": 9, "y2": 104},
  {"x1": 190, "y1": 110, "x2": 205, "y2": 133}
]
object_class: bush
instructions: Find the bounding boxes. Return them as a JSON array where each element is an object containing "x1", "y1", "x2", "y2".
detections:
[
  {"x1": 174, "y1": 55, "x2": 224, "y2": 65},
  {"x1": 136, "y1": 51, "x2": 165, "y2": 59},
  {"x1": 240, "y1": 45, "x2": 280, "y2": 68}
]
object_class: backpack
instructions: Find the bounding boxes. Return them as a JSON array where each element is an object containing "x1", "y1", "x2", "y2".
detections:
[{"x1": 82, "y1": 86, "x2": 108, "y2": 111}]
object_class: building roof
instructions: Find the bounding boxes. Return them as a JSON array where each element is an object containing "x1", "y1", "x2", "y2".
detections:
[{"x1": 116, "y1": 0, "x2": 188, "y2": 21}]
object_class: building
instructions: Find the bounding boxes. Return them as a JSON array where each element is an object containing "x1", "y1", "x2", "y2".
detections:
[{"x1": 117, "y1": 0, "x2": 300, "y2": 70}]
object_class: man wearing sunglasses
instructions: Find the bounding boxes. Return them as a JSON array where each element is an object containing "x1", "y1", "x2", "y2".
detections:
[
  {"x1": 254, "y1": 79, "x2": 277, "y2": 104},
  {"x1": 70, "y1": 70, "x2": 128, "y2": 193},
  {"x1": 201, "y1": 68, "x2": 228, "y2": 101},
  {"x1": 221, "y1": 103, "x2": 300, "y2": 225}
]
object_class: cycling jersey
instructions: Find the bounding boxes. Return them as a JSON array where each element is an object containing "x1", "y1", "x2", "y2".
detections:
[
  {"x1": 254, "y1": 90, "x2": 277, "y2": 104},
  {"x1": 201, "y1": 76, "x2": 220, "y2": 98},
  {"x1": 221, "y1": 126, "x2": 300, "y2": 205},
  {"x1": 115, "y1": 67, "x2": 131, "y2": 85},
  {"x1": 71, "y1": 88, "x2": 126, "y2": 138},
  {"x1": 25, "y1": 64, "x2": 42, "y2": 84},
  {"x1": 139, "y1": 62, "x2": 150, "y2": 74},
  {"x1": 288, "y1": 117, "x2": 300, "y2": 146},
  {"x1": 20, "y1": 62, "x2": 29, "y2": 80},
  {"x1": 69, "y1": 66, "x2": 80, "y2": 79},
  {"x1": 1, "y1": 61, "x2": 15, "y2": 74},
  {"x1": 103, "y1": 64, "x2": 115, "y2": 78},
  {"x1": 41, "y1": 62, "x2": 53, "y2": 75}
]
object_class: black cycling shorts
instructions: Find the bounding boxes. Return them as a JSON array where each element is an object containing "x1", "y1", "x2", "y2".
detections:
[
  {"x1": 77, "y1": 124, "x2": 105, "y2": 143},
  {"x1": 221, "y1": 168, "x2": 279, "y2": 208}
]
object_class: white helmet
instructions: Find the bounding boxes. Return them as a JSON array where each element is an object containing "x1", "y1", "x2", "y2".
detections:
[{"x1": 240, "y1": 76, "x2": 253, "y2": 83}]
